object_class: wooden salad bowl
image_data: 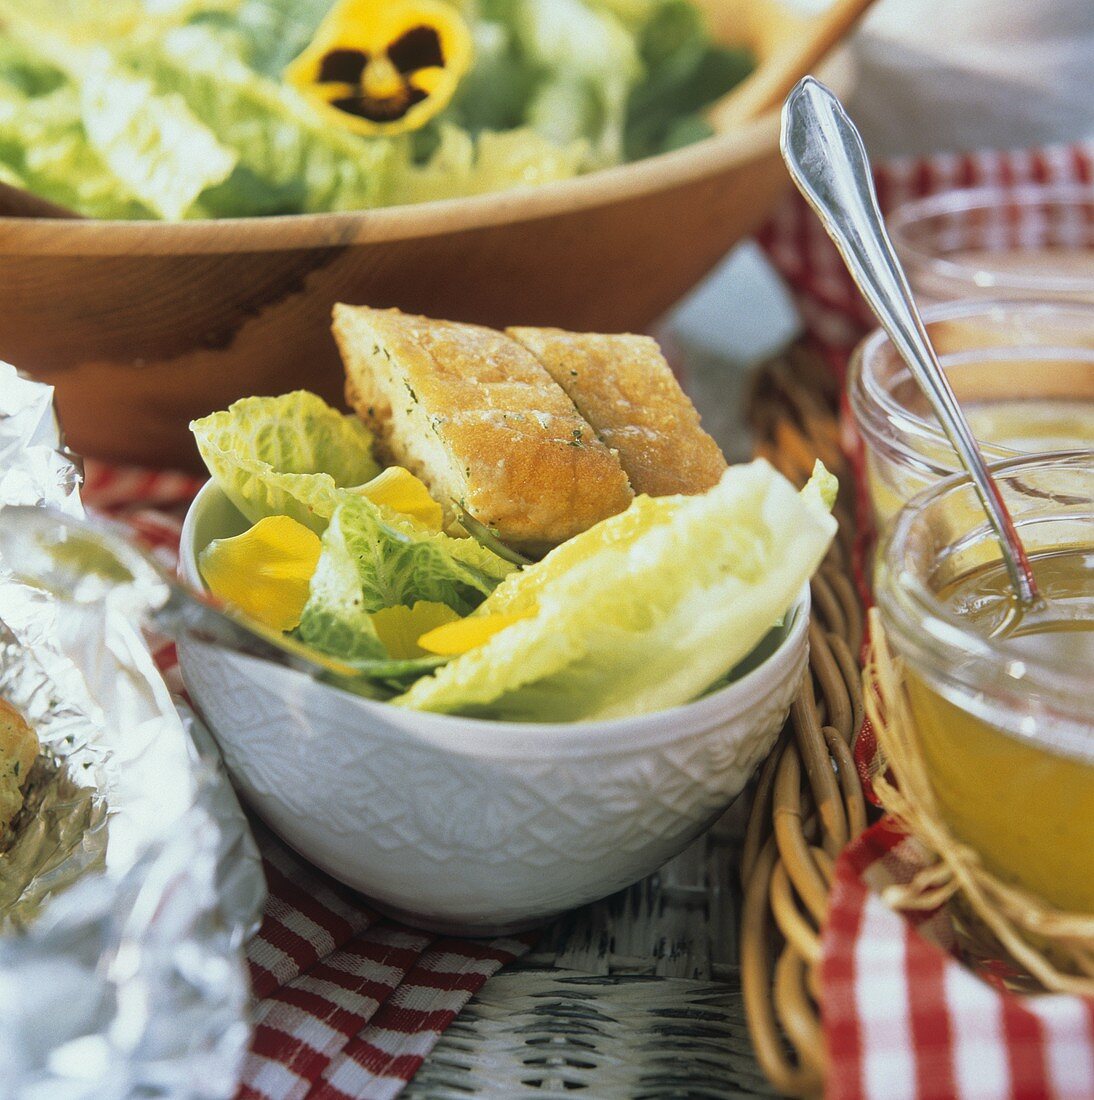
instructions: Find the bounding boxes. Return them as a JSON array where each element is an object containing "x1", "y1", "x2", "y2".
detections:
[{"x1": 0, "y1": 0, "x2": 854, "y2": 468}]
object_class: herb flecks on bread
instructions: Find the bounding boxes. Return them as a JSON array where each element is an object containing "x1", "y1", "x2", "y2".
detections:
[
  {"x1": 507, "y1": 327, "x2": 727, "y2": 496},
  {"x1": 333, "y1": 305, "x2": 728, "y2": 553},
  {"x1": 334, "y1": 305, "x2": 634, "y2": 554}
]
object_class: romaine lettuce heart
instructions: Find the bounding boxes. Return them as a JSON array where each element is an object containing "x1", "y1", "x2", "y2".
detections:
[
  {"x1": 190, "y1": 391, "x2": 380, "y2": 532},
  {"x1": 395, "y1": 460, "x2": 837, "y2": 721}
]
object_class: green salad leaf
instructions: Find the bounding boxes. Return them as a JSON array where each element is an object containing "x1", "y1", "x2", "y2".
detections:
[
  {"x1": 297, "y1": 499, "x2": 387, "y2": 663},
  {"x1": 0, "y1": 35, "x2": 65, "y2": 97},
  {"x1": 0, "y1": 161, "x2": 24, "y2": 189},
  {"x1": 0, "y1": 82, "x2": 154, "y2": 219},
  {"x1": 208, "y1": 0, "x2": 333, "y2": 77},
  {"x1": 77, "y1": 50, "x2": 237, "y2": 220},
  {"x1": 190, "y1": 391, "x2": 381, "y2": 532},
  {"x1": 395, "y1": 124, "x2": 587, "y2": 205},
  {"x1": 1, "y1": 9, "x2": 238, "y2": 219},
  {"x1": 396, "y1": 460, "x2": 838, "y2": 722},
  {"x1": 624, "y1": 0, "x2": 754, "y2": 160},
  {"x1": 127, "y1": 25, "x2": 396, "y2": 216},
  {"x1": 515, "y1": 0, "x2": 641, "y2": 168},
  {"x1": 0, "y1": 0, "x2": 752, "y2": 217},
  {"x1": 443, "y1": 16, "x2": 539, "y2": 134},
  {"x1": 298, "y1": 495, "x2": 514, "y2": 662}
]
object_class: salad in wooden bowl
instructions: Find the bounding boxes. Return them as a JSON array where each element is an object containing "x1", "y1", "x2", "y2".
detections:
[{"x1": 0, "y1": 0, "x2": 855, "y2": 468}]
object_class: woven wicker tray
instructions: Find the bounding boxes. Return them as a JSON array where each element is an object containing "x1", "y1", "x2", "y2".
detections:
[{"x1": 406, "y1": 341, "x2": 859, "y2": 1098}]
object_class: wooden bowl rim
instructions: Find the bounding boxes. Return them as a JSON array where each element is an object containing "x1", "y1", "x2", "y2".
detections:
[{"x1": 0, "y1": 52, "x2": 852, "y2": 257}]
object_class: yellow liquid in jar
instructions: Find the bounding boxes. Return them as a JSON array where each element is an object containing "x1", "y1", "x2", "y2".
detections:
[
  {"x1": 867, "y1": 398, "x2": 1094, "y2": 526},
  {"x1": 905, "y1": 550, "x2": 1094, "y2": 913},
  {"x1": 965, "y1": 399, "x2": 1094, "y2": 453}
]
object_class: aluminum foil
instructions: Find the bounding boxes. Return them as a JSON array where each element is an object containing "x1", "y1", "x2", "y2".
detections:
[{"x1": 0, "y1": 363, "x2": 266, "y2": 1098}]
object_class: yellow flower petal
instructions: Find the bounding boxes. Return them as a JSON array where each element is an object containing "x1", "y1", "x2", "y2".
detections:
[
  {"x1": 354, "y1": 466, "x2": 443, "y2": 530},
  {"x1": 372, "y1": 600, "x2": 460, "y2": 659},
  {"x1": 284, "y1": 0, "x2": 473, "y2": 136},
  {"x1": 417, "y1": 608, "x2": 534, "y2": 656},
  {"x1": 199, "y1": 515, "x2": 322, "y2": 633}
]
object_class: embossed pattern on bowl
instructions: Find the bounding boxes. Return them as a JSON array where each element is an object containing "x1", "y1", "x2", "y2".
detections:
[{"x1": 177, "y1": 481, "x2": 810, "y2": 934}]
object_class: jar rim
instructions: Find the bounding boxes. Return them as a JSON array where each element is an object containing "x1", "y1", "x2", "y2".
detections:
[
  {"x1": 888, "y1": 183, "x2": 1094, "y2": 296},
  {"x1": 848, "y1": 297, "x2": 1094, "y2": 474}
]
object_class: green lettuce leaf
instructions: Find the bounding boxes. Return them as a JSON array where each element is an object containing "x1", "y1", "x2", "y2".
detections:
[
  {"x1": 0, "y1": 0, "x2": 750, "y2": 218},
  {"x1": 0, "y1": 161, "x2": 24, "y2": 188},
  {"x1": 190, "y1": 391, "x2": 380, "y2": 532},
  {"x1": 801, "y1": 459, "x2": 839, "y2": 513},
  {"x1": 77, "y1": 49, "x2": 237, "y2": 220},
  {"x1": 0, "y1": 35, "x2": 66, "y2": 97},
  {"x1": 127, "y1": 24, "x2": 396, "y2": 216},
  {"x1": 396, "y1": 124, "x2": 586, "y2": 205},
  {"x1": 515, "y1": 0, "x2": 641, "y2": 167},
  {"x1": 396, "y1": 460, "x2": 838, "y2": 721},
  {"x1": 0, "y1": 6, "x2": 395, "y2": 218},
  {"x1": 14, "y1": 0, "x2": 234, "y2": 34},
  {"x1": 206, "y1": 0, "x2": 334, "y2": 78},
  {"x1": 623, "y1": 0, "x2": 754, "y2": 161},
  {"x1": 298, "y1": 495, "x2": 514, "y2": 661},
  {"x1": 0, "y1": 83, "x2": 154, "y2": 219},
  {"x1": 0, "y1": 9, "x2": 238, "y2": 220},
  {"x1": 296, "y1": 500, "x2": 387, "y2": 663},
  {"x1": 442, "y1": 17, "x2": 539, "y2": 134}
]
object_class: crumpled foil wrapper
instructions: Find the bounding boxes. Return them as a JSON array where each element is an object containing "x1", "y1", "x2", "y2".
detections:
[{"x1": 0, "y1": 364, "x2": 266, "y2": 1098}]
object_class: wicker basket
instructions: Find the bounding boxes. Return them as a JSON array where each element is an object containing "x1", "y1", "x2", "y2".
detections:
[{"x1": 740, "y1": 344, "x2": 868, "y2": 1096}]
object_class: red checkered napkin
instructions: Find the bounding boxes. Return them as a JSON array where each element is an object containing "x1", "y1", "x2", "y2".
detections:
[
  {"x1": 82, "y1": 462, "x2": 530, "y2": 1100},
  {"x1": 823, "y1": 824, "x2": 1094, "y2": 1100},
  {"x1": 760, "y1": 142, "x2": 1094, "y2": 1099}
]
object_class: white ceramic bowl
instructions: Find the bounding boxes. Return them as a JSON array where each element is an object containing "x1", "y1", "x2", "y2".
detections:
[{"x1": 177, "y1": 481, "x2": 810, "y2": 934}]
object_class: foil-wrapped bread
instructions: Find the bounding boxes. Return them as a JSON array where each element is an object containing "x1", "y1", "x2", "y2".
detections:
[{"x1": 0, "y1": 698, "x2": 37, "y2": 840}]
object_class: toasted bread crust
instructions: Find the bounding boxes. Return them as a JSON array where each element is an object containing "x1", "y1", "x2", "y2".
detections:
[
  {"x1": 334, "y1": 305, "x2": 633, "y2": 551},
  {"x1": 507, "y1": 327, "x2": 726, "y2": 497}
]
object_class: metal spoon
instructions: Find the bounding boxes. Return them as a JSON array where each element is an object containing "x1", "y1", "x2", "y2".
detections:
[
  {"x1": 0, "y1": 505, "x2": 443, "y2": 696},
  {"x1": 780, "y1": 76, "x2": 1040, "y2": 606}
]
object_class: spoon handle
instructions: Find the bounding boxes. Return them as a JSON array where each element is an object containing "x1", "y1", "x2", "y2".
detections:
[{"x1": 780, "y1": 76, "x2": 1039, "y2": 606}]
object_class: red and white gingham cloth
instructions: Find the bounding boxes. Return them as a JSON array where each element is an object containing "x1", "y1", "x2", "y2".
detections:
[
  {"x1": 81, "y1": 462, "x2": 531, "y2": 1100},
  {"x1": 760, "y1": 141, "x2": 1094, "y2": 1100}
]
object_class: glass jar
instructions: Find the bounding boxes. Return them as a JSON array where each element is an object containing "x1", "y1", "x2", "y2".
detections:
[
  {"x1": 889, "y1": 184, "x2": 1094, "y2": 305},
  {"x1": 874, "y1": 451, "x2": 1094, "y2": 913},
  {"x1": 848, "y1": 298, "x2": 1094, "y2": 527}
]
